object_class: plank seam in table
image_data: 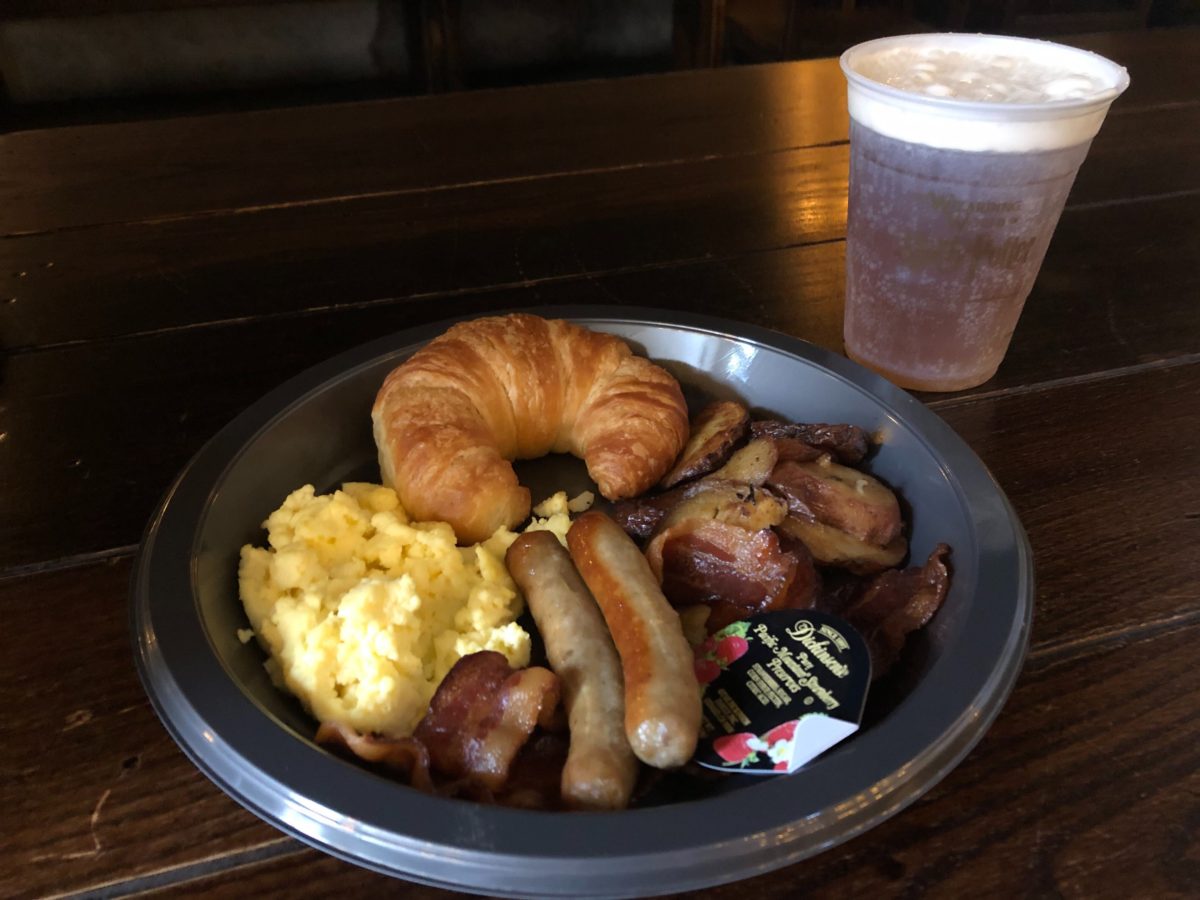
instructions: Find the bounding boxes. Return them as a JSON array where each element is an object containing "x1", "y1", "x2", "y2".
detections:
[
  {"x1": 1025, "y1": 608, "x2": 1200, "y2": 673},
  {"x1": 0, "y1": 141, "x2": 857, "y2": 242},
  {"x1": 2, "y1": 131, "x2": 1195, "y2": 244},
  {"x1": 925, "y1": 353, "x2": 1200, "y2": 411},
  {"x1": 4, "y1": 181, "x2": 1196, "y2": 358},
  {"x1": 0, "y1": 236, "x2": 851, "y2": 356},
  {"x1": 0, "y1": 544, "x2": 139, "y2": 584},
  {"x1": 1060, "y1": 185, "x2": 1200, "y2": 213},
  {"x1": 92, "y1": 839, "x2": 304, "y2": 899}
]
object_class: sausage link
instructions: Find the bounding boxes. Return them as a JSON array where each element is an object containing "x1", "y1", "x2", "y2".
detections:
[
  {"x1": 566, "y1": 512, "x2": 701, "y2": 769},
  {"x1": 506, "y1": 531, "x2": 639, "y2": 809}
]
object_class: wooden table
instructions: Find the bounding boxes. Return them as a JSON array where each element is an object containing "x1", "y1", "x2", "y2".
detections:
[{"x1": 3, "y1": 27, "x2": 1198, "y2": 899}]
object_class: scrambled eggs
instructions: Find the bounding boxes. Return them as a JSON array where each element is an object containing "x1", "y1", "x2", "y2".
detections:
[{"x1": 238, "y1": 483, "x2": 590, "y2": 737}]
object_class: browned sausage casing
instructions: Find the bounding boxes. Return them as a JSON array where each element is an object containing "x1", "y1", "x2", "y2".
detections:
[
  {"x1": 506, "y1": 531, "x2": 639, "y2": 810},
  {"x1": 566, "y1": 511, "x2": 701, "y2": 769}
]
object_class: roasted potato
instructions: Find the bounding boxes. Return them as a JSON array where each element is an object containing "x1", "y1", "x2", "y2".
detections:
[
  {"x1": 750, "y1": 420, "x2": 870, "y2": 464},
  {"x1": 709, "y1": 437, "x2": 779, "y2": 486},
  {"x1": 776, "y1": 514, "x2": 907, "y2": 575},
  {"x1": 659, "y1": 400, "x2": 750, "y2": 488},
  {"x1": 611, "y1": 435, "x2": 781, "y2": 540},
  {"x1": 767, "y1": 455, "x2": 903, "y2": 546},
  {"x1": 655, "y1": 479, "x2": 788, "y2": 536}
]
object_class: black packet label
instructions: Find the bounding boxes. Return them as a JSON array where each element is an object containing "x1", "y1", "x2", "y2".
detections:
[{"x1": 693, "y1": 609, "x2": 871, "y2": 774}]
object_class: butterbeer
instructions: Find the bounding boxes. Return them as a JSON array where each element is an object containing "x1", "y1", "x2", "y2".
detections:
[{"x1": 840, "y1": 35, "x2": 1129, "y2": 391}]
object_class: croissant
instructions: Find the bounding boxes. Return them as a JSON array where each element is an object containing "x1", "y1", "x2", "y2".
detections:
[{"x1": 372, "y1": 313, "x2": 689, "y2": 543}]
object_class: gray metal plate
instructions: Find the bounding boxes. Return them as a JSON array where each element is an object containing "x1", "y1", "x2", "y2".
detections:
[{"x1": 131, "y1": 306, "x2": 1032, "y2": 898}]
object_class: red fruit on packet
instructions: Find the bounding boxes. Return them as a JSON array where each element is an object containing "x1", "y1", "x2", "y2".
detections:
[
  {"x1": 695, "y1": 658, "x2": 722, "y2": 685},
  {"x1": 714, "y1": 733, "x2": 759, "y2": 765},
  {"x1": 764, "y1": 720, "x2": 799, "y2": 745},
  {"x1": 716, "y1": 635, "x2": 749, "y2": 665}
]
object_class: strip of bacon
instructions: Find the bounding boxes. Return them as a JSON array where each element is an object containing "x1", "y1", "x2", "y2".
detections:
[
  {"x1": 841, "y1": 544, "x2": 952, "y2": 679},
  {"x1": 649, "y1": 518, "x2": 818, "y2": 631},
  {"x1": 315, "y1": 722, "x2": 434, "y2": 792},
  {"x1": 414, "y1": 651, "x2": 561, "y2": 793}
]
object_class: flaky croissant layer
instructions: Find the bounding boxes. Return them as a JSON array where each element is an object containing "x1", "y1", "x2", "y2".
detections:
[{"x1": 372, "y1": 314, "x2": 689, "y2": 543}]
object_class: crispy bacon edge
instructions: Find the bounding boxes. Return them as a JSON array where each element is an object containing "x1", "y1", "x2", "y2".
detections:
[
  {"x1": 315, "y1": 722, "x2": 435, "y2": 792},
  {"x1": 649, "y1": 518, "x2": 819, "y2": 631},
  {"x1": 315, "y1": 651, "x2": 562, "y2": 802},
  {"x1": 841, "y1": 544, "x2": 952, "y2": 679},
  {"x1": 414, "y1": 650, "x2": 561, "y2": 793}
]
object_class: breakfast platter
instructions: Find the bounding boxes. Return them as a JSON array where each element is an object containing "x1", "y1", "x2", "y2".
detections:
[{"x1": 132, "y1": 307, "x2": 1032, "y2": 897}]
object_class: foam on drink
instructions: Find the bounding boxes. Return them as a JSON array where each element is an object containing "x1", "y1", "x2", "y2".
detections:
[
  {"x1": 856, "y1": 48, "x2": 1111, "y2": 102},
  {"x1": 842, "y1": 34, "x2": 1129, "y2": 152}
]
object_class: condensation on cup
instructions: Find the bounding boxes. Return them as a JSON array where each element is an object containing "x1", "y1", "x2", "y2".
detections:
[{"x1": 840, "y1": 34, "x2": 1129, "y2": 392}]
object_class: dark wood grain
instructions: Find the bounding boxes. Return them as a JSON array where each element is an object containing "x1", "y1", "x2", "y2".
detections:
[
  {"x1": 140, "y1": 847, "x2": 438, "y2": 898},
  {"x1": 0, "y1": 142, "x2": 850, "y2": 350},
  {"x1": 0, "y1": 59, "x2": 849, "y2": 236},
  {"x1": 1069, "y1": 29, "x2": 1200, "y2": 111},
  {"x1": 936, "y1": 363, "x2": 1200, "y2": 652},
  {"x1": 143, "y1": 623, "x2": 1200, "y2": 899},
  {"x1": 4, "y1": 100, "x2": 1199, "y2": 352},
  {"x1": 982, "y1": 190, "x2": 1200, "y2": 386},
  {"x1": 2, "y1": 29, "x2": 1195, "y2": 237},
  {"x1": 4, "y1": 361, "x2": 1198, "y2": 897},
  {"x1": 1070, "y1": 101, "x2": 1200, "y2": 203},
  {"x1": 2, "y1": 191, "x2": 1198, "y2": 571},
  {"x1": 0, "y1": 558, "x2": 283, "y2": 900}
]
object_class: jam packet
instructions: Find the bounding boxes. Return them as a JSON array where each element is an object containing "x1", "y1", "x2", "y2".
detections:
[{"x1": 693, "y1": 609, "x2": 871, "y2": 774}]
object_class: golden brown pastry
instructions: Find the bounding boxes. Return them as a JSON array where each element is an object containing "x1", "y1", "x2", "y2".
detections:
[{"x1": 372, "y1": 313, "x2": 688, "y2": 543}]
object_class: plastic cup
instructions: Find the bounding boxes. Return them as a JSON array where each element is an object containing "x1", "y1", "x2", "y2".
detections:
[{"x1": 839, "y1": 34, "x2": 1129, "y2": 392}]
